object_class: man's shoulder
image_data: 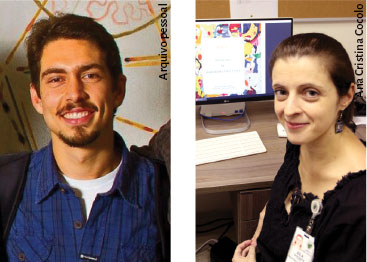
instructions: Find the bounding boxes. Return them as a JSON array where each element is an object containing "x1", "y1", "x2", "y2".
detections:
[
  {"x1": 28, "y1": 146, "x2": 48, "y2": 167},
  {"x1": 128, "y1": 146, "x2": 169, "y2": 175},
  {"x1": 125, "y1": 148, "x2": 169, "y2": 195},
  {"x1": 125, "y1": 148, "x2": 156, "y2": 175}
]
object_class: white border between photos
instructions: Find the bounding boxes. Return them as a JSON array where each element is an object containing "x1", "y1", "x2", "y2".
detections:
[{"x1": 171, "y1": 0, "x2": 196, "y2": 261}]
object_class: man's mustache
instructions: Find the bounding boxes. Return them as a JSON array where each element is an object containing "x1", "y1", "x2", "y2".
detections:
[{"x1": 56, "y1": 102, "x2": 99, "y2": 115}]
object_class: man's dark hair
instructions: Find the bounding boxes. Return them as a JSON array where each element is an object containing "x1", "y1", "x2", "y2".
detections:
[
  {"x1": 26, "y1": 13, "x2": 122, "y2": 96},
  {"x1": 269, "y1": 33, "x2": 355, "y2": 127}
]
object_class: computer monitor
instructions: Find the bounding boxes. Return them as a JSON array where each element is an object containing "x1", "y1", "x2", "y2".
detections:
[{"x1": 195, "y1": 18, "x2": 293, "y2": 134}]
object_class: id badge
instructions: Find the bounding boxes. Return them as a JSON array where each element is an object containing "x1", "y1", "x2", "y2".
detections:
[{"x1": 285, "y1": 226, "x2": 315, "y2": 262}]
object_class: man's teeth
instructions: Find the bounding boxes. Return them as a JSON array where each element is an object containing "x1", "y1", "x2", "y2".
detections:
[{"x1": 64, "y1": 111, "x2": 89, "y2": 119}]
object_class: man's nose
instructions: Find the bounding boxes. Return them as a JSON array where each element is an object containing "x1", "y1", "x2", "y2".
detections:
[{"x1": 65, "y1": 76, "x2": 88, "y2": 101}]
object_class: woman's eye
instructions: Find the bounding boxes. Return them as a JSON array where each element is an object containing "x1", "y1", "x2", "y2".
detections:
[
  {"x1": 305, "y1": 89, "x2": 319, "y2": 98},
  {"x1": 274, "y1": 89, "x2": 287, "y2": 96}
]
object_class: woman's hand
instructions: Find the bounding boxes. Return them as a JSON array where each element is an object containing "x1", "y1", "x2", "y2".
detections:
[
  {"x1": 232, "y1": 239, "x2": 256, "y2": 262},
  {"x1": 232, "y1": 204, "x2": 267, "y2": 262}
]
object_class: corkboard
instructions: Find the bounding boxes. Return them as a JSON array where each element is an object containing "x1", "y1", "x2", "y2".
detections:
[
  {"x1": 279, "y1": 0, "x2": 366, "y2": 18},
  {"x1": 196, "y1": 0, "x2": 365, "y2": 19},
  {"x1": 196, "y1": 0, "x2": 230, "y2": 19}
]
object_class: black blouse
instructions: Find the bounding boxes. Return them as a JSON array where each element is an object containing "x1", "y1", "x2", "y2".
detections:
[{"x1": 257, "y1": 142, "x2": 366, "y2": 262}]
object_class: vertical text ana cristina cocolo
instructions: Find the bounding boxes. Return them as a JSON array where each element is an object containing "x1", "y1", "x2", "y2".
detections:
[{"x1": 354, "y1": 3, "x2": 364, "y2": 97}]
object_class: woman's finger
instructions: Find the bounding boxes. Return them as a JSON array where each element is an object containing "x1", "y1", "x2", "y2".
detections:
[
  {"x1": 241, "y1": 245, "x2": 251, "y2": 257},
  {"x1": 233, "y1": 240, "x2": 252, "y2": 257}
]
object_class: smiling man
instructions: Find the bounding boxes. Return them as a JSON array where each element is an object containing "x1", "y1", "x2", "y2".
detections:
[{"x1": 0, "y1": 14, "x2": 169, "y2": 262}]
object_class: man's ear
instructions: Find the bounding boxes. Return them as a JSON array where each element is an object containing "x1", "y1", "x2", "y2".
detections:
[
  {"x1": 30, "y1": 83, "x2": 43, "y2": 114},
  {"x1": 113, "y1": 74, "x2": 126, "y2": 108},
  {"x1": 339, "y1": 83, "x2": 355, "y2": 111}
]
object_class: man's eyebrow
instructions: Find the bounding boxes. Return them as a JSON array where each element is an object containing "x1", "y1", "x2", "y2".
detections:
[
  {"x1": 41, "y1": 68, "x2": 66, "y2": 79},
  {"x1": 78, "y1": 63, "x2": 105, "y2": 73}
]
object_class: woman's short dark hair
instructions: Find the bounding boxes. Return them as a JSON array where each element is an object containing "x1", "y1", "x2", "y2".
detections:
[
  {"x1": 26, "y1": 13, "x2": 122, "y2": 96},
  {"x1": 269, "y1": 33, "x2": 355, "y2": 127}
]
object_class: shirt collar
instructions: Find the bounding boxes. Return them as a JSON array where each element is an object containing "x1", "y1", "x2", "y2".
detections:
[
  {"x1": 35, "y1": 132, "x2": 142, "y2": 208},
  {"x1": 106, "y1": 132, "x2": 141, "y2": 208},
  {"x1": 35, "y1": 141, "x2": 62, "y2": 203}
]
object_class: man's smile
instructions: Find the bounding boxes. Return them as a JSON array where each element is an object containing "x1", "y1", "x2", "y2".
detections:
[
  {"x1": 63, "y1": 111, "x2": 90, "y2": 119},
  {"x1": 59, "y1": 107, "x2": 96, "y2": 125}
]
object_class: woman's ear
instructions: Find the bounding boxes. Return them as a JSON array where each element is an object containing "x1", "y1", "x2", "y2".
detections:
[{"x1": 338, "y1": 83, "x2": 355, "y2": 111}]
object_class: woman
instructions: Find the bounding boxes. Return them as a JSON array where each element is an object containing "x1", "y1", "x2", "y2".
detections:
[{"x1": 233, "y1": 33, "x2": 366, "y2": 262}]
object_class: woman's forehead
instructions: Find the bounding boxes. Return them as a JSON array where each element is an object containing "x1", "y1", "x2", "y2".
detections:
[{"x1": 272, "y1": 56, "x2": 335, "y2": 90}]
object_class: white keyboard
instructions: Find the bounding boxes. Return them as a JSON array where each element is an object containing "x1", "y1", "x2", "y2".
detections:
[{"x1": 196, "y1": 131, "x2": 267, "y2": 165}]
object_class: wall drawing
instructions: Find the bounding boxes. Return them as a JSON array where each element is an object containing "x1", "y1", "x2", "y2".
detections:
[{"x1": 0, "y1": 0, "x2": 170, "y2": 153}]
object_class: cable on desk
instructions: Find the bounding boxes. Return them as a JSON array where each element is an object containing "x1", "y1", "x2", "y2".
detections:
[
  {"x1": 197, "y1": 217, "x2": 232, "y2": 227},
  {"x1": 218, "y1": 221, "x2": 234, "y2": 240},
  {"x1": 195, "y1": 239, "x2": 218, "y2": 254},
  {"x1": 196, "y1": 221, "x2": 233, "y2": 234},
  {"x1": 195, "y1": 222, "x2": 235, "y2": 255}
]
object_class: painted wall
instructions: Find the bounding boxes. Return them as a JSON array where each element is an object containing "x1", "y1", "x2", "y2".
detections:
[{"x1": 0, "y1": 0, "x2": 170, "y2": 154}]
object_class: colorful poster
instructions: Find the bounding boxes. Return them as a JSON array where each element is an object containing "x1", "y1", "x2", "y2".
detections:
[{"x1": 195, "y1": 21, "x2": 266, "y2": 100}]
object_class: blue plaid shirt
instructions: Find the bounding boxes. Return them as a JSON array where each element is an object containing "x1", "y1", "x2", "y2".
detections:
[{"x1": 6, "y1": 133, "x2": 159, "y2": 262}]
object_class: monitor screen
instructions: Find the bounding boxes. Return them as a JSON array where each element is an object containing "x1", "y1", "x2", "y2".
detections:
[{"x1": 195, "y1": 18, "x2": 293, "y2": 105}]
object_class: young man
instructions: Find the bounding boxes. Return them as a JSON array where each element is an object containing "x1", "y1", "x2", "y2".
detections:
[{"x1": 0, "y1": 14, "x2": 169, "y2": 262}]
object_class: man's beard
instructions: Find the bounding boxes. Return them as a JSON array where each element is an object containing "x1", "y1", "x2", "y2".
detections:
[
  {"x1": 56, "y1": 101, "x2": 100, "y2": 147},
  {"x1": 57, "y1": 126, "x2": 100, "y2": 147}
]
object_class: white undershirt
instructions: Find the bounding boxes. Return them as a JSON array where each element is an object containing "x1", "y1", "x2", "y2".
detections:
[{"x1": 62, "y1": 160, "x2": 122, "y2": 219}]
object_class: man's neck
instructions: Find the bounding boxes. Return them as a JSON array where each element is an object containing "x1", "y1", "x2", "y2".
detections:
[{"x1": 51, "y1": 132, "x2": 122, "y2": 180}]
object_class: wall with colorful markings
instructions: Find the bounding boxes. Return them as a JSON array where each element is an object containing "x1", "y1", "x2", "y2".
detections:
[{"x1": 0, "y1": 0, "x2": 170, "y2": 154}]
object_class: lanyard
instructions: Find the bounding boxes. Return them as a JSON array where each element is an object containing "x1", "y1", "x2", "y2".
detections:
[{"x1": 305, "y1": 199, "x2": 323, "y2": 235}]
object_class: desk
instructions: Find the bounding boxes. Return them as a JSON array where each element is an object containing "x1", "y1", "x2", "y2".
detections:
[
  {"x1": 197, "y1": 100, "x2": 286, "y2": 193},
  {"x1": 196, "y1": 100, "x2": 287, "y2": 242}
]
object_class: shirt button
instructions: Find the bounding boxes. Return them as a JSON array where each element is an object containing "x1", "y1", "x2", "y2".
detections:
[
  {"x1": 60, "y1": 188, "x2": 66, "y2": 194},
  {"x1": 74, "y1": 220, "x2": 83, "y2": 229},
  {"x1": 18, "y1": 252, "x2": 25, "y2": 261}
]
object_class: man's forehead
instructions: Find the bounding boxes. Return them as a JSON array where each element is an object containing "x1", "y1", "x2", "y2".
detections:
[
  {"x1": 40, "y1": 38, "x2": 106, "y2": 72},
  {"x1": 43, "y1": 37, "x2": 100, "y2": 50}
]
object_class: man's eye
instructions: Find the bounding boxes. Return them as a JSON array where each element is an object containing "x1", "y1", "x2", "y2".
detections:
[
  {"x1": 83, "y1": 73, "x2": 100, "y2": 80},
  {"x1": 84, "y1": 74, "x2": 95, "y2": 78},
  {"x1": 48, "y1": 77, "x2": 62, "y2": 83}
]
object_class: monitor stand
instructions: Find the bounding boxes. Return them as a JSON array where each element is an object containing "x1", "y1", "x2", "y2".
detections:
[{"x1": 199, "y1": 102, "x2": 251, "y2": 135}]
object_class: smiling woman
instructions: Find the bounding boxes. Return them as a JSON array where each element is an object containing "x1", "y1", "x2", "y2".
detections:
[
  {"x1": 272, "y1": 55, "x2": 350, "y2": 146},
  {"x1": 233, "y1": 33, "x2": 366, "y2": 262}
]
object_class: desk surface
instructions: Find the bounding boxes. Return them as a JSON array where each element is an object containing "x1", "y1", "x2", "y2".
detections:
[{"x1": 196, "y1": 100, "x2": 287, "y2": 194}]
